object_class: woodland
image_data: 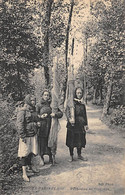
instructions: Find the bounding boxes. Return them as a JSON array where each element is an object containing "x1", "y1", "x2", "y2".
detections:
[{"x1": 0, "y1": 0, "x2": 124, "y2": 192}]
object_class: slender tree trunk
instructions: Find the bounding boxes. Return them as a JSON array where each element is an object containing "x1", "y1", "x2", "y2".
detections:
[
  {"x1": 65, "y1": 0, "x2": 74, "y2": 68},
  {"x1": 92, "y1": 87, "x2": 97, "y2": 104},
  {"x1": 43, "y1": 0, "x2": 53, "y2": 86},
  {"x1": 102, "y1": 81, "x2": 113, "y2": 116},
  {"x1": 84, "y1": 73, "x2": 87, "y2": 104},
  {"x1": 98, "y1": 86, "x2": 103, "y2": 104},
  {"x1": 64, "y1": 0, "x2": 74, "y2": 98},
  {"x1": 121, "y1": 74, "x2": 125, "y2": 105},
  {"x1": 84, "y1": 36, "x2": 88, "y2": 104},
  {"x1": 17, "y1": 65, "x2": 23, "y2": 100}
]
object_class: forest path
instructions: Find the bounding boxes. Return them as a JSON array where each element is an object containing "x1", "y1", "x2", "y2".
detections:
[{"x1": 14, "y1": 104, "x2": 125, "y2": 195}]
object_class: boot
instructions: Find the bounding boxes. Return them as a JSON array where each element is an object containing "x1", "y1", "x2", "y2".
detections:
[
  {"x1": 78, "y1": 155, "x2": 88, "y2": 161},
  {"x1": 41, "y1": 157, "x2": 44, "y2": 166},
  {"x1": 52, "y1": 154, "x2": 58, "y2": 165},
  {"x1": 68, "y1": 155, "x2": 73, "y2": 162},
  {"x1": 49, "y1": 155, "x2": 53, "y2": 164}
]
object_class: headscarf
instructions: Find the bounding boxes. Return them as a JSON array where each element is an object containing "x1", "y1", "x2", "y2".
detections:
[{"x1": 24, "y1": 94, "x2": 36, "y2": 106}]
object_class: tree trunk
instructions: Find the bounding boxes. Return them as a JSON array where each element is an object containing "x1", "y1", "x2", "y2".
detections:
[
  {"x1": 43, "y1": 0, "x2": 53, "y2": 86},
  {"x1": 102, "y1": 81, "x2": 113, "y2": 116},
  {"x1": 64, "y1": 0, "x2": 74, "y2": 99},
  {"x1": 17, "y1": 65, "x2": 23, "y2": 100},
  {"x1": 84, "y1": 36, "x2": 88, "y2": 104},
  {"x1": 98, "y1": 87, "x2": 103, "y2": 105},
  {"x1": 121, "y1": 74, "x2": 125, "y2": 105},
  {"x1": 84, "y1": 73, "x2": 87, "y2": 104},
  {"x1": 92, "y1": 87, "x2": 97, "y2": 104},
  {"x1": 65, "y1": 0, "x2": 74, "y2": 68}
]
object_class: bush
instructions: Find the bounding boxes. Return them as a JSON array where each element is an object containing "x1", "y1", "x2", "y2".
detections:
[
  {"x1": 110, "y1": 105, "x2": 125, "y2": 127},
  {"x1": 0, "y1": 98, "x2": 19, "y2": 174}
]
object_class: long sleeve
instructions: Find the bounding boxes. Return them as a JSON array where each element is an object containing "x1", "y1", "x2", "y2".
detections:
[
  {"x1": 16, "y1": 110, "x2": 26, "y2": 139},
  {"x1": 83, "y1": 105, "x2": 88, "y2": 126},
  {"x1": 36, "y1": 103, "x2": 40, "y2": 114}
]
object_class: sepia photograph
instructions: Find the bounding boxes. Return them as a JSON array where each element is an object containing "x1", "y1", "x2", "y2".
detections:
[{"x1": 0, "y1": 0, "x2": 125, "y2": 195}]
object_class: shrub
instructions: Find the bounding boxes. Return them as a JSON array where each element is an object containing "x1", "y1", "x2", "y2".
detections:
[
  {"x1": 110, "y1": 105, "x2": 125, "y2": 127},
  {"x1": 0, "y1": 99, "x2": 19, "y2": 174}
]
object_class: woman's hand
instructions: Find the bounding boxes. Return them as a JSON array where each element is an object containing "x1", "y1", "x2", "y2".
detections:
[
  {"x1": 37, "y1": 122, "x2": 41, "y2": 127},
  {"x1": 40, "y1": 113, "x2": 48, "y2": 119},
  {"x1": 50, "y1": 113, "x2": 56, "y2": 118},
  {"x1": 22, "y1": 137, "x2": 27, "y2": 143},
  {"x1": 84, "y1": 126, "x2": 89, "y2": 131}
]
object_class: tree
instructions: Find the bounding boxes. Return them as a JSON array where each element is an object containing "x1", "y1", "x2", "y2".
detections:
[
  {"x1": 0, "y1": 0, "x2": 43, "y2": 100},
  {"x1": 97, "y1": 0, "x2": 124, "y2": 115},
  {"x1": 41, "y1": 0, "x2": 53, "y2": 85},
  {"x1": 76, "y1": 0, "x2": 124, "y2": 113}
]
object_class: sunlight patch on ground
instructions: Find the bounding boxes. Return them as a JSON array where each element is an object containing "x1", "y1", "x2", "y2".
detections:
[{"x1": 87, "y1": 109, "x2": 102, "y2": 113}]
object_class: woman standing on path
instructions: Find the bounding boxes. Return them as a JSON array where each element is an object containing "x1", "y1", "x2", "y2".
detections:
[
  {"x1": 17, "y1": 94, "x2": 39, "y2": 182},
  {"x1": 36, "y1": 89, "x2": 63, "y2": 165},
  {"x1": 36, "y1": 89, "x2": 52, "y2": 164},
  {"x1": 66, "y1": 87, "x2": 88, "y2": 162}
]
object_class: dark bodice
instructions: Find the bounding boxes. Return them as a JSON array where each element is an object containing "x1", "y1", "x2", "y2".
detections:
[{"x1": 67, "y1": 100, "x2": 87, "y2": 130}]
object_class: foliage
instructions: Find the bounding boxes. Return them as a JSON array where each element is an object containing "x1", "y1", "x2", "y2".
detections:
[
  {"x1": 50, "y1": 1, "x2": 69, "y2": 48},
  {"x1": 0, "y1": 1, "x2": 41, "y2": 100},
  {"x1": 110, "y1": 106, "x2": 125, "y2": 126},
  {"x1": 76, "y1": 0, "x2": 124, "y2": 111},
  {"x1": 0, "y1": 98, "x2": 19, "y2": 173}
]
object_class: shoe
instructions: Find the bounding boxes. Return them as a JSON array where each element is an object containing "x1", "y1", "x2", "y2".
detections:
[
  {"x1": 40, "y1": 157, "x2": 44, "y2": 166},
  {"x1": 49, "y1": 159, "x2": 53, "y2": 164},
  {"x1": 68, "y1": 155, "x2": 73, "y2": 162},
  {"x1": 30, "y1": 166, "x2": 39, "y2": 173},
  {"x1": 23, "y1": 175, "x2": 30, "y2": 182},
  {"x1": 78, "y1": 155, "x2": 88, "y2": 161},
  {"x1": 49, "y1": 156, "x2": 53, "y2": 164}
]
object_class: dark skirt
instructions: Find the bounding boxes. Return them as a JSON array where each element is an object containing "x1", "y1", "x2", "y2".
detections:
[
  {"x1": 66, "y1": 126, "x2": 86, "y2": 148},
  {"x1": 38, "y1": 136, "x2": 51, "y2": 157}
]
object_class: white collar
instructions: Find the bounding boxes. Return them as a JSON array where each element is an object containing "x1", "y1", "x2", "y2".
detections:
[{"x1": 74, "y1": 98, "x2": 85, "y2": 104}]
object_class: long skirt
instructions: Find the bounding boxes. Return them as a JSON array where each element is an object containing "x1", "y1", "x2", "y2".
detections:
[
  {"x1": 66, "y1": 127, "x2": 86, "y2": 148},
  {"x1": 38, "y1": 136, "x2": 51, "y2": 157},
  {"x1": 18, "y1": 134, "x2": 38, "y2": 157}
]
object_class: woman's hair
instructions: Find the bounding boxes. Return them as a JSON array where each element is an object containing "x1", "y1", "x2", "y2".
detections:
[
  {"x1": 41, "y1": 89, "x2": 52, "y2": 104},
  {"x1": 41, "y1": 89, "x2": 51, "y2": 97},
  {"x1": 74, "y1": 87, "x2": 84, "y2": 98}
]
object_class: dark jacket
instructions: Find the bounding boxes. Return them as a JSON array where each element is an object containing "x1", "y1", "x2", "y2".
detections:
[
  {"x1": 67, "y1": 99, "x2": 87, "y2": 129},
  {"x1": 36, "y1": 98, "x2": 63, "y2": 137},
  {"x1": 17, "y1": 104, "x2": 38, "y2": 139},
  {"x1": 36, "y1": 98, "x2": 52, "y2": 137}
]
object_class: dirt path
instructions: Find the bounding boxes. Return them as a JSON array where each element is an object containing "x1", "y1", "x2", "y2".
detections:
[{"x1": 14, "y1": 105, "x2": 125, "y2": 195}]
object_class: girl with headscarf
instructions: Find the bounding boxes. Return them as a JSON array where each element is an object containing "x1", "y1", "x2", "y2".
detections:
[
  {"x1": 66, "y1": 87, "x2": 88, "y2": 162},
  {"x1": 17, "y1": 94, "x2": 39, "y2": 182}
]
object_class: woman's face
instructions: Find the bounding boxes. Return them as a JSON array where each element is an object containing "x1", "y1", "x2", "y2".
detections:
[
  {"x1": 31, "y1": 99, "x2": 36, "y2": 106},
  {"x1": 42, "y1": 91, "x2": 50, "y2": 101},
  {"x1": 76, "y1": 88, "x2": 83, "y2": 100}
]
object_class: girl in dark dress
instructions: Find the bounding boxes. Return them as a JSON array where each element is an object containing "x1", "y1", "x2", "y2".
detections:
[
  {"x1": 36, "y1": 89, "x2": 63, "y2": 164},
  {"x1": 66, "y1": 87, "x2": 88, "y2": 162},
  {"x1": 36, "y1": 90, "x2": 52, "y2": 164}
]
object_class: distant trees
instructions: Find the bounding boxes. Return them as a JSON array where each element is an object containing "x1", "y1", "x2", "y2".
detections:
[{"x1": 77, "y1": 0, "x2": 124, "y2": 117}]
